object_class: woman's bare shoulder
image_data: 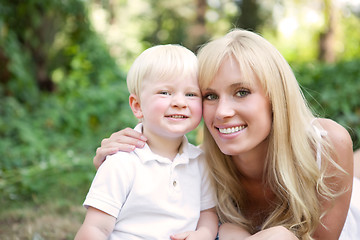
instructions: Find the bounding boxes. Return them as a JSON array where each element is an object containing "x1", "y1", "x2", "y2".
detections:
[
  {"x1": 317, "y1": 118, "x2": 353, "y2": 166},
  {"x1": 317, "y1": 118, "x2": 352, "y2": 145}
]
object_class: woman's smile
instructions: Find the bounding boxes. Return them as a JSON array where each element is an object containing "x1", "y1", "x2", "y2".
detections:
[{"x1": 217, "y1": 125, "x2": 247, "y2": 134}]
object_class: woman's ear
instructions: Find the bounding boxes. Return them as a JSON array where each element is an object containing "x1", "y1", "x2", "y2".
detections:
[{"x1": 129, "y1": 94, "x2": 143, "y2": 119}]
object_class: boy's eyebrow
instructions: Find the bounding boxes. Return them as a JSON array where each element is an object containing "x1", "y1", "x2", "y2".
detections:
[{"x1": 187, "y1": 86, "x2": 201, "y2": 91}]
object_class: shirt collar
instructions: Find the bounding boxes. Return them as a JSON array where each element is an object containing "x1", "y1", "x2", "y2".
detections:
[{"x1": 133, "y1": 123, "x2": 202, "y2": 165}]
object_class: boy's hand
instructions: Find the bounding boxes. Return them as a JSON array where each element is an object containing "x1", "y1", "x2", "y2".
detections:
[
  {"x1": 170, "y1": 229, "x2": 212, "y2": 240},
  {"x1": 170, "y1": 231, "x2": 192, "y2": 240}
]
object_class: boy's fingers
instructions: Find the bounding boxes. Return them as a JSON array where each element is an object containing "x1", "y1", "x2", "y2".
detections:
[{"x1": 170, "y1": 232, "x2": 190, "y2": 240}]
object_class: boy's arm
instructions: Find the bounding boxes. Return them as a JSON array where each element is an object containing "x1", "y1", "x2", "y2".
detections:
[
  {"x1": 170, "y1": 207, "x2": 218, "y2": 240},
  {"x1": 196, "y1": 207, "x2": 219, "y2": 238},
  {"x1": 75, "y1": 207, "x2": 116, "y2": 240}
]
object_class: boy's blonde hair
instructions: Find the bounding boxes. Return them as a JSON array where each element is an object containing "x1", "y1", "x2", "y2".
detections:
[
  {"x1": 127, "y1": 44, "x2": 198, "y2": 99},
  {"x1": 197, "y1": 29, "x2": 340, "y2": 239}
]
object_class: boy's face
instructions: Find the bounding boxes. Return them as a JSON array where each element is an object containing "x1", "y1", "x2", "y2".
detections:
[{"x1": 138, "y1": 74, "x2": 202, "y2": 140}]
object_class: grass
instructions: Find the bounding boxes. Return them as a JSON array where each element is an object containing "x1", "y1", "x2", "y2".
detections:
[{"x1": 0, "y1": 200, "x2": 86, "y2": 240}]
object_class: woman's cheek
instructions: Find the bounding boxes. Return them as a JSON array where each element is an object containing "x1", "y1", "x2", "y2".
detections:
[{"x1": 202, "y1": 105, "x2": 213, "y2": 127}]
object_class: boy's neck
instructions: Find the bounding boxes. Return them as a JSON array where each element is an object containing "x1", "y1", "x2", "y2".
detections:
[
  {"x1": 142, "y1": 128, "x2": 183, "y2": 161},
  {"x1": 147, "y1": 137, "x2": 183, "y2": 161}
]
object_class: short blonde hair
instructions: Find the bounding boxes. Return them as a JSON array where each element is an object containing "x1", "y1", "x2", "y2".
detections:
[
  {"x1": 197, "y1": 29, "x2": 338, "y2": 239},
  {"x1": 127, "y1": 44, "x2": 198, "y2": 98}
]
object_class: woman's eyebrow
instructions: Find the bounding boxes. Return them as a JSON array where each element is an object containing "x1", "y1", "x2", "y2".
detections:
[
  {"x1": 231, "y1": 81, "x2": 252, "y2": 88},
  {"x1": 203, "y1": 87, "x2": 214, "y2": 92},
  {"x1": 202, "y1": 81, "x2": 252, "y2": 92}
]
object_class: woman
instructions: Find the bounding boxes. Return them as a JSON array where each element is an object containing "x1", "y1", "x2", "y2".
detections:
[{"x1": 93, "y1": 29, "x2": 356, "y2": 239}]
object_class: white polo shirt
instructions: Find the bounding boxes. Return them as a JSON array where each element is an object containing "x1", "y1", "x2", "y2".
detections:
[{"x1": 83, "y1": 124, "x2": 216, "y2": 240}]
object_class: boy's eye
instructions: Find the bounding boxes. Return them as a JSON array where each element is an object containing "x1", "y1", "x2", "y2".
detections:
[
  {"x1": 159, "y1": 91, "x2": 170, "y2": 95},
  {"x1": 186, "y1": 93, "x2": 198, "y2": 97},
  {"x1": 203, "y1": 93, "x2": 218, "y2": 100},
  {"x1": 236, "y1": 90, "x2": 249, "y2": 97}
]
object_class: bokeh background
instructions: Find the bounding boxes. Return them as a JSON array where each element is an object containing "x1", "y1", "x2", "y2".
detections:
[{"x1": 1, "y1": 0, "x2": 359, "y2": 239}]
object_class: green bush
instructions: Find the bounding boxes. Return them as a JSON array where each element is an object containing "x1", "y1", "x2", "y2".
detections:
[
  {"x1": 0, "y1": 0, "x2": 137, "y2": 205},
  {"x1": 294, "y1": 59, "x2": 360, "y2": 150}
]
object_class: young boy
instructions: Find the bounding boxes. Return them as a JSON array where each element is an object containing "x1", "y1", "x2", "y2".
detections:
[{"x1": 75, "y1": 45, "x2": 218, "y2": 240}]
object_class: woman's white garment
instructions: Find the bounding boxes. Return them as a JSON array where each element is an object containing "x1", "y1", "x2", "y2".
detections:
[
  {"x1": 339, "y1": 177, "x2": 360, "y2": 239},
  {"x1": 313, "y1": 123, "x2": 360, "y2": 239}
]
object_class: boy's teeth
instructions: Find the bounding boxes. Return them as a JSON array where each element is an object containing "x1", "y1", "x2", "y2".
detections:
[
  {"x1": 219, "y1": 126, "x2": 245, "y2": 134},
  {"x1": 170, "y1": 115, "x2": 185, "y2": 118}
]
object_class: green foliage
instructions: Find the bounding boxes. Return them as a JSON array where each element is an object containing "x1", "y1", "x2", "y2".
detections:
[
  {"x1": 0, "y1": 0, "x2": 136, "y2": 205},
  {"x1": 339, "y1": 13, "x2": 360, "y2": 60},
  {"x1": 294, "y1": 59, "x2": 360, "y2": 149}
]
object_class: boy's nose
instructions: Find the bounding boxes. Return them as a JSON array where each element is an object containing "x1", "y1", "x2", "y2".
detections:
[{"x1": 171, "y1": 94, "x2": 186, "y2": 108}]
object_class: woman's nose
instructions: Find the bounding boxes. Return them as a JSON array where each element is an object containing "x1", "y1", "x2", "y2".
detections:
[{"x1": 215, "y1": 97, "x2": 235, "y2": 119}]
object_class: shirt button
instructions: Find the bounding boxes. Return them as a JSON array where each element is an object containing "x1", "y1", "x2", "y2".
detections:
[{"x1": 173, "y1": 180, "x2": 177, "y2": 187}]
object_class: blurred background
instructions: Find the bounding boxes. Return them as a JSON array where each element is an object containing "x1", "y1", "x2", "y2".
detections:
[{"x1": 0, "y1": 0, "x2": 359, "y2": 239}]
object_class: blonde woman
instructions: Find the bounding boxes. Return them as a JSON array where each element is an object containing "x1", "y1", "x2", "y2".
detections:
[{"x1": 92, "y1": 30, "x2": 358, "y2": 239}]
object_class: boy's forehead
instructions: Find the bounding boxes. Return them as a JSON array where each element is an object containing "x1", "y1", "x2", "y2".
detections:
[{"x1": 148, "y1": 72, "x2": 198, "y2": 84}]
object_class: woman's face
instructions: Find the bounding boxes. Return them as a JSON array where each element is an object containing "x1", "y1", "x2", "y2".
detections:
[{"x1": 202, "y1": 57, "x2": 272, "y2": 156}]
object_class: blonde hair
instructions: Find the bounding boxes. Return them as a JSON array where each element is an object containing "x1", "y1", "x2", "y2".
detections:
[
  {"x1": 197, "y1": 29, "x2": 340, "y2": 239},
  {"x1": 127, "y1": 44, "x2": 198, "y2": 98}
]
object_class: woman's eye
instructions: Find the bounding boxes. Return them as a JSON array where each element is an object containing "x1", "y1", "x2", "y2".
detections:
[
  {"x1": 203, "y1": 93, "x2": 218, "y2": 100},
  {"x1": 236, "y1": 90, "x2": 249, "y2": 97}
]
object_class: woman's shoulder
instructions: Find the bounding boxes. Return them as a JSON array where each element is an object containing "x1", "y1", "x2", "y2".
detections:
[
  {"x1": 317, "y1": 118, "x2": 352, "y2": 146},
  {"x1": 317, "y1": 118, "x2": 353, "y2": 166}
]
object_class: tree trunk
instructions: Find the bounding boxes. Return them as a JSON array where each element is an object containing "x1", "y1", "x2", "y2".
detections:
[
  {"x1": 235, "y1": 0, "x2": 261, "y2": 32},
  {"x1": 187, "y1": 0, "x2": 208, "y2": 52},
  {"x1": 319, "y1": 0, "x2": 336, "y2": 63}
]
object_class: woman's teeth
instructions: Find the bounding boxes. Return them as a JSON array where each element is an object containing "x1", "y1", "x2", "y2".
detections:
[{"x1": 219, "y1": 126, "x2": 245, "y2": 134}]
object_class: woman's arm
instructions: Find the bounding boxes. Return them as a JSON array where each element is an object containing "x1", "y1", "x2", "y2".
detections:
[
  {"x1": 354, "y1": 148, "x2": 360, "y2": 179},
  {"x1": 93, "y1": 128, "x2": 147, "y2": 169},
  {"x1": 75, "y1": 207, "x2": 116, "y2": 240},
  {"x1": 312, "y1": 118, "x2": 354, "y2": 240},
  {"x1": 218, "y1": 224, "x2": 297, "y2": 240},
  {"x1": 218, "y1": 223, "x2": 251, "y2": 239}
]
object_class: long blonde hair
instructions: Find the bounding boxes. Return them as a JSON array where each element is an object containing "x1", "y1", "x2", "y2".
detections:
[{"x1": 197, "y1": 29, "x2": 340, "y2": 239}]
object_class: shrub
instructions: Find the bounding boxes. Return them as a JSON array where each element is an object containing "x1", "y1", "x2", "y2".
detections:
[{"x1": 294, "y1": 59, "x2": 360, "y2": 149}]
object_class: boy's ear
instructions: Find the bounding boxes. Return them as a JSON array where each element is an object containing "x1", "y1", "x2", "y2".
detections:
[{"x1": 129, "y1": 94, "x2": 143, "y2": 119}]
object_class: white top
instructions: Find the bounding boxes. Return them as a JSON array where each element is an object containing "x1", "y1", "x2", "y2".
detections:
[
  {"x1": 339, "y1": 177, "x2": 360, "y2": 240},
  {"x1": 312, "y1": 122, "x2": 360, "y2": 239},
  {"x1": 83, "y1": 123, "x2": 216, "y2": 240}
]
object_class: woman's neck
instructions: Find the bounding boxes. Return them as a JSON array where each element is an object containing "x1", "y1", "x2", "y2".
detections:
[
  {"x1": 232, "y1": 139, "x2": 269, "y2": 181},
  {"x1": 231, "y1": 138, "x2": 277, "y2": 229}
]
